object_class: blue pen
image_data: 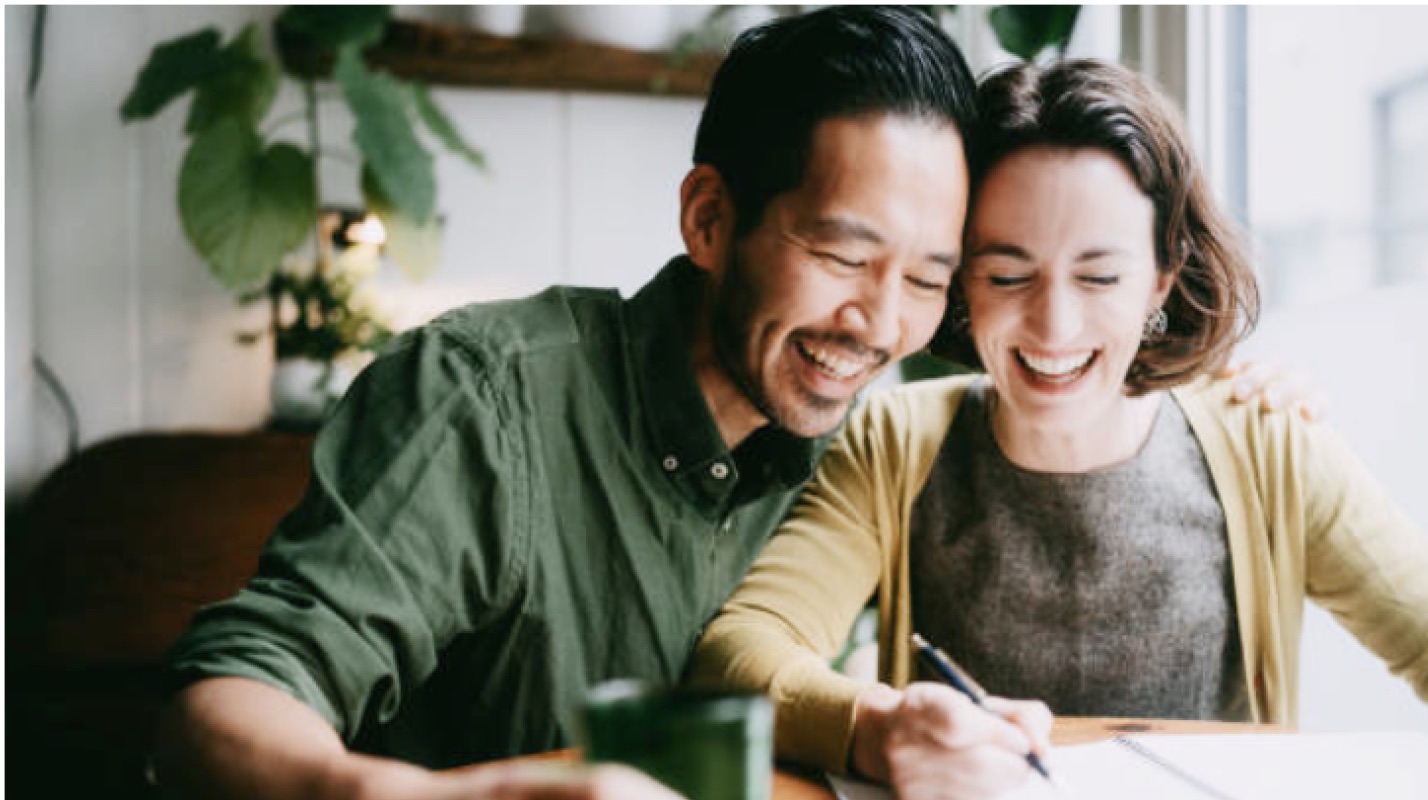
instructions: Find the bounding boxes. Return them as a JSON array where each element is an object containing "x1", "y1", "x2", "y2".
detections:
[{"x1": 910, "y1": 632, "x2": 1069, "y2": 794}]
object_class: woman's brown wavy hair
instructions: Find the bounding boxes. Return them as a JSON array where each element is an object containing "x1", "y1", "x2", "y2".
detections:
[{"x1": 931, "y1": 59, "x2": 1260, "y2": 394}]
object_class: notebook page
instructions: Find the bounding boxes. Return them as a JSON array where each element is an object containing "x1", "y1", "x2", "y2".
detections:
[
  {"x1": 827, "y1": 731, "x2": 1428, "y2": 800},
  {"x1": 1116, "y1": 732, "x2": 1428, "y2": 800},
  {"x1": 828, "y1": 739, "x2": 1205, "y2": 800}
]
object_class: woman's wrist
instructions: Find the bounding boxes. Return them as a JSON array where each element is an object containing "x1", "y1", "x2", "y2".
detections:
[{"x1": 849, "y1": 683, "x2": 902, "y2": 782}]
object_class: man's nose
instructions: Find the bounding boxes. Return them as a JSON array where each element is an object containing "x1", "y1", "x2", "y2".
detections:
[{"x1": 839, "y1": 272, "x2": 902, "y2": 352}]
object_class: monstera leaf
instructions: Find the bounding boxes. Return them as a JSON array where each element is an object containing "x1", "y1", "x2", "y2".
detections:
[
  {"x1": 988, "y1": 5, "x2": 1080, "y2": 62},
  {"x1": 413, "y1": 85, "x2": 485, "y2": 171},
  {"x1": 178, "y1": 118, "x2": 316, "y2": 289},
  {"x1": 275, "y1": 5, "x2": 392, "y2": 52},
  {"x1": 335, "y1": 47, "x2": 435, "y2": 223},
  {"x1": 183, "y1": 24, "x2": 279, "y2": 135},
  {"x1": 120, "y1": 28, "x2": 229, "y2": 121}
]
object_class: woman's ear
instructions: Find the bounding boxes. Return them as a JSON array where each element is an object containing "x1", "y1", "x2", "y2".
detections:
[
  {"x1": 679, "y1": 164, "x2": 734, "y2": 273},
  {"x1": 1153, "y1": 263, "x2": 1177, "y2": 308}
]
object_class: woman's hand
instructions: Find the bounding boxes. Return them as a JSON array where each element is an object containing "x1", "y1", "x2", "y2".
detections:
[{"x1": 850, "y1": 683, "x2": 1052, "y2": 800}]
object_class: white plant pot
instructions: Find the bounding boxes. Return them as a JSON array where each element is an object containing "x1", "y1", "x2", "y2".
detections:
[
  {"x1": 534, "y1": 6, "x2": 673, "y2": 51},
  {"x1": 468, "y1": 5, "x2": 526, "y2": 37},
  {"x1": 271, "y1": 357, "x2": 355, "y2": 428}
]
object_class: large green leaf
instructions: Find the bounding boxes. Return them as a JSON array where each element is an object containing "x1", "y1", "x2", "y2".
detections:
[
  {"x1": 120, "y1": 28, "x2": 227, "y2": 121},
  {"x1": 178, "y1": 119, "x2": 316, "y2": 289},
  {"x1": 336, "y1": 47, "x2": 435, "y2": 222},
  {"x1": 361, "y1": 166, "x2": 443, "y2": 281},
  {"x1": 988, "y1": 5, "x2": 1080, "y2": 62},
  {"x1": 184, "y1": 24, "x2": 280, "y2": 135},
  {"x1": 276, "y1": 6, "x2": 392, "y2": 52},
  {"x1": 412, "y1": 85, "x2": 485, "y2": 170}
]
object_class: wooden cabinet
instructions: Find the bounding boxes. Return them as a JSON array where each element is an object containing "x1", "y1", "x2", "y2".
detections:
[{"x1": 9, "y1": 431, "x2": 315, "y2": 799}]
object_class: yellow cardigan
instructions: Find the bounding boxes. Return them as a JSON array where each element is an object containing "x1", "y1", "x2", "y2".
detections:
[{"x1": 689, "y1": 374, "x2": 1428, "y2": 774}]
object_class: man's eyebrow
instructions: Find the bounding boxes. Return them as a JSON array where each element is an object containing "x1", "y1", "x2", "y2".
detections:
[
  {"x1": 803, "y1": 216, "x2": 885, "y2": 245},
  {"x1": 803, "y1": 217, "x2": 960, "y2": 268}
]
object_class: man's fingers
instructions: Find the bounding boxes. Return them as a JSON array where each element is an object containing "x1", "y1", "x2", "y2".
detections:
[
  {"x1": 1231, "y1": 360, "x2": 1277, "y2": 402},
  {"x1": 1297, "y1": 395, "x2": 1328, "y2": 422}
]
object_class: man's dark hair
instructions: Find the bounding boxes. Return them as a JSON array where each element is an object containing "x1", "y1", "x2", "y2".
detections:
[{"x1": 694, "y1": 6, "x2": 977, "y2": 236}]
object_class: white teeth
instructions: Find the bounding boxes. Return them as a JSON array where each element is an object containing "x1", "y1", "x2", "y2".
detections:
[
  {"x1": 799, "y1": 342, "x2": 869, "y2": 380},
  {"x1": 1018, "y1": 350, "x2": 1093, "y2": 377}
]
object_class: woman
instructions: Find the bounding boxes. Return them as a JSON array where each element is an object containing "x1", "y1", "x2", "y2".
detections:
[{"x1": 688, "y1": 59, "x2": 1428, "y2": 795}]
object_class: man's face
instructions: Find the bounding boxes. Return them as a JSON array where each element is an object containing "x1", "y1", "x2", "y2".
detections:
[{"x1": 708, "y1": 115, "x2": 969, "y2": 438}]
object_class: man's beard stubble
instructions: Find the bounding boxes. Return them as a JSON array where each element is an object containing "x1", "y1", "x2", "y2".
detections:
[{"x1": 708, "y1": 251, "x2": 846, "y2": 437}]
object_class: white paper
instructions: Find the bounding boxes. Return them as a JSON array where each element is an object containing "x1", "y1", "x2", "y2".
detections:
[{"x1": 828, "y1": 732, "x2": 1428, "y2": 800}]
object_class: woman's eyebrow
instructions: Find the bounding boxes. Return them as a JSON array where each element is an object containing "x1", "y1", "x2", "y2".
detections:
[{"x1": 968, "y1": 241, "x2": 1033, "y2": 261}]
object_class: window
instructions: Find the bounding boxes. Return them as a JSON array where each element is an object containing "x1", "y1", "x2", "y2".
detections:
[
  {"x1": 1224, "y1": 6, "x2": 1428, "y2": 734},
  {"x1": 1241, "y1": 7, "x2": 1428, "y2": 306}
]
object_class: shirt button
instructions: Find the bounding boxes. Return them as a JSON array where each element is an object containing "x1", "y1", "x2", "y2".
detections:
[
  {"x1": 710, "y1": 462, "x2": 730, "y2": 480},
  {"x1": 662, "y1": 456, "x2": 679, "y2": 472}
]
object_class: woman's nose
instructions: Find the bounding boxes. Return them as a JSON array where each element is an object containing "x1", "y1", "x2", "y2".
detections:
[{"x1": 1026, "y1": 284, "x2": 1082, "y2": 344}]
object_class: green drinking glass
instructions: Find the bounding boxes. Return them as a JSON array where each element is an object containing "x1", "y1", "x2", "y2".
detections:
[{"x1": 581, "y1": 680, "x2": 774, "y2": 800}]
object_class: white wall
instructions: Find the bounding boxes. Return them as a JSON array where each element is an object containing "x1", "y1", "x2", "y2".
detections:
[
  {"x1": 6, "y1": 6, "x2": 38, "y2": 499},
  {"x1": 6, "y1": 6, "x2": 699, "y2": 493}
]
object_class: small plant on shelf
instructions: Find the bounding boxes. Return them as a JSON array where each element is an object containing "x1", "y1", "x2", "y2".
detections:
[{"x1": 120, "y1": 5, "x2": 483, "y2": 424}]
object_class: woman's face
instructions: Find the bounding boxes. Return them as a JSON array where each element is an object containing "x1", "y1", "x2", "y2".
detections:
[{"x1": 963, "y1": 146, "x2": 1173, "y2": 430}]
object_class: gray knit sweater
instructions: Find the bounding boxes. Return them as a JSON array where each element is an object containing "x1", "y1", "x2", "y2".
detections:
[{"x1": 910, "y1": 381, "x2": 1249, "y2": 720}]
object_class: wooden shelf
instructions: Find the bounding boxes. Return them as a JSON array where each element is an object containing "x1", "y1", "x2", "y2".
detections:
[{"x1": 278, "y1": 19, "x2": 723, "y2": 98}]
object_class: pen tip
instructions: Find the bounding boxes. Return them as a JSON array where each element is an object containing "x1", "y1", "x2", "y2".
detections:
[{"x1": 911, "y1": 632, "x2": 928, "y2": 648}]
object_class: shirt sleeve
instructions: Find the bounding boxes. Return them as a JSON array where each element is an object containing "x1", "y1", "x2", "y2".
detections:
[
  {"x1": 164, "y1": 326, "x2": 531, "y2": 740},
  {"x1": 688, "y1": 396, "x2": 900, "y2": 775},
  {"x1": 1293, "y1": 415, "x2": 1428, "y2": 703}
]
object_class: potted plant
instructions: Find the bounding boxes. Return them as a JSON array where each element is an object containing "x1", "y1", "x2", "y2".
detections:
[{"x1": 119, "y1": 5, "x2": 483, "y2": 427}]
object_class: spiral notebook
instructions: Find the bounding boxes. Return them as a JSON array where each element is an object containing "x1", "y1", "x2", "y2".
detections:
[{"x1": 828, "y1": 732, "x2": 1428, "y2": 800}]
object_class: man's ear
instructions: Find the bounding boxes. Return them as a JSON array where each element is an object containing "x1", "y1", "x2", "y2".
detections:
[{"x1": 679, "y1": 164, "x2": 734, "y2": 273}]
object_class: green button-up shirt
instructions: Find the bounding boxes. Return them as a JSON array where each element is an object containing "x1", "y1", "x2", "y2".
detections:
[{"x1": 166, "y1": 258, "x2": 827, "y2": 767}]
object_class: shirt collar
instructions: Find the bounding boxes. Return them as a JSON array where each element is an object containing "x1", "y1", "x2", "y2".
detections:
[{"x1": 626, "y1": 257, "x2": 828, "y2": 510}]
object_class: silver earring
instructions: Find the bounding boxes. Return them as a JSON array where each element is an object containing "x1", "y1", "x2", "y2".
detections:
[{"x1": 1143, "y1": 306, "x2": 1168, "y2": 341}]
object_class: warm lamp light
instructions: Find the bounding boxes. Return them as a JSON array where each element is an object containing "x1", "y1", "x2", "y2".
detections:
[{"x1": 324, "y1": 206, "x2": 387, "y2": 250}]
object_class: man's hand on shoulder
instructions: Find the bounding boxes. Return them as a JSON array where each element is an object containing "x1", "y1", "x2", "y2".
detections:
[
  {"x1": 1220, "y1": 359, "x2": 1328, "y2": 422},
  {"x1": 850, "y1": 682, "x2": 1052, "y2": 800}
]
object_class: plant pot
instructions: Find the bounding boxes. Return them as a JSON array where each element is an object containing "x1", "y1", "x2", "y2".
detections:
[
  {"x1": 270, "y1": 357, "x2": 355, "y2": 430},
  {"x1": 529, "y1": 6, "x2": 674, "y2": 51},
  {"x1": 468, "y1": 5, "x2": 526, "y2": 37}
]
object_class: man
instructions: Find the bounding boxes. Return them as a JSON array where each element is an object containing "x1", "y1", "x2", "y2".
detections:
[{"x1": 156, "y1": 7, "x2": 1052, "y2": 800}]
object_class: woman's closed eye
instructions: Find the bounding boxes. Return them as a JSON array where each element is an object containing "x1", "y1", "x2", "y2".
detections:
[{"x1": 1079, "y1": 274, "x2": 1121, "y2": 287}]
